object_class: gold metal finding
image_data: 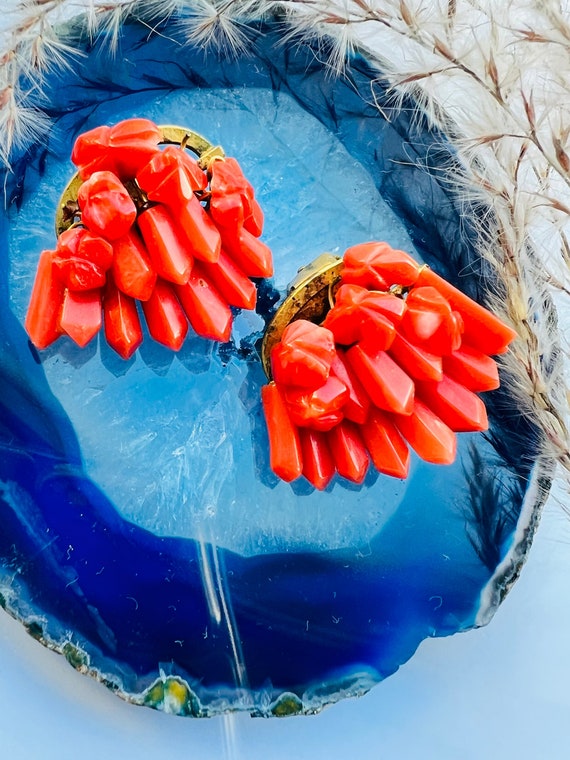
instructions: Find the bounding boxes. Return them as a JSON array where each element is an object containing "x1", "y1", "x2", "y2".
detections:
[
  {"x1": 260, "y1": 253, "x2": 344, "y2": 379},
  {"x1": 55, "y1": 125, "x2": 224, "y2": 236}
]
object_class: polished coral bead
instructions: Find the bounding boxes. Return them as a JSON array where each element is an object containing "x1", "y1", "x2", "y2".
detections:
[
  {"x1": 174, "y1": 147, "x2": 208, "y2": 192},
  {"x1": 284, "y1": 374, "x2": 348, "y2": 431},
  {"x1": 341, "y1": 241, "x2": 420, "y2": 290},
  {"x1": 141, "y1": 279, "x2": 188, "y2": 350},
  {"x1": 137, "y1": 150, "x2": 195, "y2": 204},
  {"x1": 394, "y1": 400, "x2": 456, "y2": 465},
  {"x1": 346, "y1": 344, "x2": 415, "y2": 416},
  {"x1": 103, "y1": 276, "x2": 143, "y2": 359},
  {"x1": 137, "y1": 145, "x2": 207, "y2": 204},
  {"x1": 327, "y1": 420, "x2": 369, "y2": 484},
  {"x1": 323, "y1": 295, "x2": 397, "y2": 350},
  {"x1": 300, "y1": 429, "x2": 336, "y2": 490},
  {"x1": 112, "y1": 230, "x2": 156, "y2": 301},
  {"x1": 53, "y1": 227, "x2": 113, "y2": 291},
  {"x1": 401, "y1": 286, "x2": 451, "y2": 343},
  {"x1": 201, "y1": 249, "x2": 257, "y2": 310},
  {"x1": 59, "y1": 288, "x2": 102, "y2": 347},
  {"x1": 417, "y1": 266, "x2": 517, "y2": 354},
  {"x1": 77, "y1": 171, "x2": 137, "y2": 240},
  {"x1": 219, "y1": 226, "x2": 273, "y2": 278},
  {"x1": 416, "y1": 375, "x2": 488, "y2": 432},
  {"x1": 72, "y1": 119, "x2": 161, "y2": 180},
  {"x1": 271, "y1": 320, "x2": 336, "y2": 389},
  {"x1": 71, "y1": 125, "x2": 111, "y2": 180},
  {"x1": 177, "y1": 195, "x2": 222, "y2": 264},
  {"x1": 262, "y1": 382, "x2": 303, "y2": 482},
  {"x1": 334, "y1": 284, "x2": 406, "y2": 321},
  {"x1": 25, "y1": 250, "x2": 66, "y2": 349},
  {"x1": 388, "y1": 332, "x2": 443, "y2": 382},
  {"x1": 108, "y1": 118, "x2": 162, "y2": 179},
  {"x1": 427, "y1": 309, "x2": 464, "y2": 355},
  {"x1": 208, "y1": 186, "x2": 244, "y2": 231},
  {"x1": 442, "y1": 345, "x2": 500, "y2": 392},
  {"x1": 137, "y1": 204, "x2": 193, "y2": 285},
  {"x1": 210, "y1": 157, "x2": 264, "y2": 237},
  {"x1": 175, "y1": 265, "x2": 232, "y2": 343},
  {"x1": 243, "y1": 196, "x2": 264, "y2": 239},
  {"x1": 361, "y1": 409, "x2": 410, "y2": 479},
  {"x1": 329, "y1": 350, "x2": 371, "y2": 424},
  {"x1": 209, "y1": 173, "x2": 271, "y2": 275}
]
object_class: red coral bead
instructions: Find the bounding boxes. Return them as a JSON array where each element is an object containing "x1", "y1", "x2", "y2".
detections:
[
  {"x1": 388, "y1": 332, "x2": 443, "y2": 382},
  {"x1": 283, "y1": 374, "x2": 348, "y2": 431},
  {"x1": 329, "y1": 350, "x2": 371, "y2": 424},
  {"x1": 108, "y1": 118, "x2": 162, "y2": 178},
  {"x1": 141, "y1": 279, "x2": 188, "y2": 350},
  {"x1": 394, "y1": 400, "x2": 456, "y2": 465},
  {"x1": 271, "y1": 320, "x2": 336, "y2": 389},
  {"x1": 53, "y1": 227, "x2": 113, "y2": 291},
  {"x1": 262, "y1": 382, "x2": 303, "y2": 482},
  {"x1": 77, "y1": 171, "x2": 137, "y2": 240},
  {"x1": 175, "y1": 265, "x2": 233, "y2": 343},
  {"x1": 200, "y1": 249, "x2": 257, "y2": 310},
  {"x1": 137, "y1": 204, "x2": 194, "y2": 285},
  {"x1": 300, "y1": 429, "x2": 336, "y2": 490},
  {"x1": 137, "y1": 145, "x2": 207, "y2": 204},
  {"x1": 341, "y1": 241, "x2": 420, "y2": 290},
  {"x1": 71, "y1": 125, "x2": 111, "y2": 180},
  {"x1": 346, "y1": 343, "x2": 415, "y2": 416},
  {"x1": 59, "y1": 288, "x2": 102, "y2": 347},
  {"x1": 177, "y1": 195, "x2": 222, "y2": 264},
  {"x1": 72, "y1": 119, "x2": 161, "y2": 180},
  {"x1": 210, "y1": 157, "x2": 264, "y2": 237},
  {"x1": 103, "y1": 276, "x2": 143, "y2": 359},
  {"x1": 417, "y1": 266, "x2": 517, "y2": 354},
  {"x1": 416, "y1": 375, "x2": 488, "y2": 432},
  {"x1": 402, "y1": 286, "x2": 451, "y2": 343},
  {"x1": 112, "y1": 230, "x2": 157, "y2": 301},
  {"x1": 327, "y1": 421, "x2": 369, "y2": 484},
  {"x1": 25, "y1": 250, "x2": 65, "y2": 349},
  {"x1": 219, "y1": 226, "x2": 273, "y2": 278},
  {"x1": 323, "y1": 294, "x2": 396, "y2": 350},
  {"x1": 442, "y1": 346, "x2": 500, "y2": 392},
  {"x1": 361, "y1": 409, "x2": 410, "y2": 479}
]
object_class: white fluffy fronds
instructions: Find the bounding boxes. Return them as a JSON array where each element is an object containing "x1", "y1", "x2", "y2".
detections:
[
  {"x1": 21, "y1": 20, "x2": 85, "y2": 77},
  {"x1": 94, "y1": 1, "x2": 138, "y2": 53},
  {"x1": 277, "y1": 0, "x2": 359, "y2": 75},
  {"x1": 177, "y1": 0, "x2": 261, "y2": 57},
  {"x1": 135, "y1": 0, "x2": 184, "y2": 21},
  {"x1": 0, "y1": 80, "x2": 51, "y2": 167},
  {"x1": 0, "y1": 0, "x2": 112, "y2": 163}
]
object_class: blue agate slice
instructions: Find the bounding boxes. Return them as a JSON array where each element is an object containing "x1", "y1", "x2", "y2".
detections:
[{"x1": 0, "y1": 16, "x2": 551, "y2": 716}]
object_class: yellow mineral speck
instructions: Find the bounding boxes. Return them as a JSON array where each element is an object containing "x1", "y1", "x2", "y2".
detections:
[{"x1": 166, "y1": 678, "x2": 188, "y2": 702}]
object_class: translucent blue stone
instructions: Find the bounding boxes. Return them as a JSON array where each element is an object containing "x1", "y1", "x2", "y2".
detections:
[{"x1": 0, "y1": 17, "x2": 549, "y2": 715}]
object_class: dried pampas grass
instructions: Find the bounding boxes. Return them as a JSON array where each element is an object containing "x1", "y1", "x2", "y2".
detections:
[{"x1": 2, "y1": 0, "x2": 570, "y2": 498}]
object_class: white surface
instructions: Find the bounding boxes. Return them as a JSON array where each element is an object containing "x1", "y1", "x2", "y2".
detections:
[{"x1": 0, "y1": 489, "x2": 568, "y2": 759}]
